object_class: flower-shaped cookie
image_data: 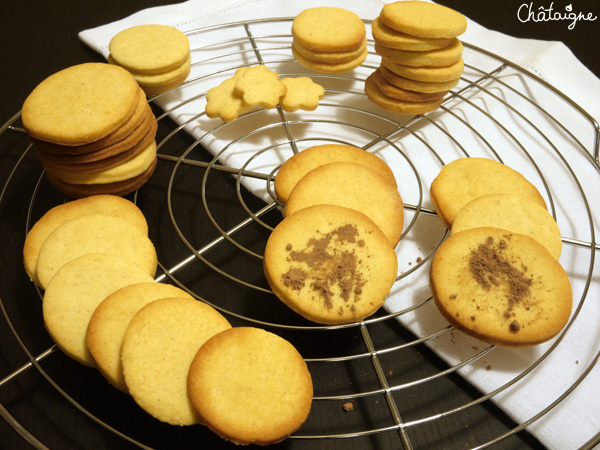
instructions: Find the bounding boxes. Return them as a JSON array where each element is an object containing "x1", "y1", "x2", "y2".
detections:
[
  {"x1": 205, "y1": 67, "x2": 252, "y2": 123},
  {"x1": 233, "y1": 65, "x2": 287, "y2": 109},
  {"x1": 279, "y1": 77, "x2": 325, "y2": 112}
]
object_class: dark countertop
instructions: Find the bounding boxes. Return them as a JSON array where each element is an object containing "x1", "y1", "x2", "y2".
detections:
[{"x1": 0, "y1": 2, "x2": 598, "y2": 450}]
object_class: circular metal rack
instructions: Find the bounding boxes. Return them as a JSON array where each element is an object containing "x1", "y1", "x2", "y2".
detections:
[{"x1": 1, "y1": 17, "x2": 599, "y2": 450}]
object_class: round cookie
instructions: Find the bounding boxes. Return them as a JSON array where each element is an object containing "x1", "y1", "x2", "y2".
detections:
[
  {"x1": 284, "y1": 161, "x2": 404, "y2": 246},
  {"x1": 451, "y1": 194, "x2": 562, "y2": 260},
  {"x1": 430, "y1": 158, "x2": 547, "y2": 229},
  {"x1": 430, "y1": 227, "x2": 572, "y2": 347},
  {"x1": 379, "y1": 64, "x2": 460, "y2": 93},
  {"x1": 371, "y1": 17, "x2": 454, "y2": 51},
  {"x1": 365, "y1": 72, "x2": 444, "y2": 116},
  {"x1": 292, "y1": 7, "x2": 366, "y2": 52},
  {"x1": 42, "y1": 253, "x2": 155, "y2": 366},
  {"x1": 36, "y1": 213, "x2": 157, "y2": 289},
  {"x1": 188, "y1": 327, "x2": 313, "y2": 445},
  {"x1": 264, "y1": 204, "x2": 399, "y2": 324},
  {"x1": 108, "y1": 24, "x2": 190, "y2": 75},
  {"x1": 379, "y1": 1, "x2": 468, "y2": 39},
  {"x1": 374, "y1": 39, "x2": 463, "y2": 67},
  {"x1": 86, "y1": 282, "x2": 194, "y2": 392},
  {"x1": 382, "y1": 57, "x2": 464, "y2": 83},
  {"x1": 23, "y1": 195, "x2": 148, "y2": 285},
  {"x1": 275, "y1": 144, "x2": 397, "y2": 204},
  {"x1": 370, "y1": 68, "x2": 447, "y2": 102},
  {"x1": 121, "y1": 297, "x2": 231, "y2": 426},
  {"x1": 292, "y1": 38, "x2": 367, "y2": 64},
  {"x1": 292, "y1": 45, "x2": 368, "y2": 74},
  {"x1": 22, "y1": 63, "x2": 140, "y2": 146}
]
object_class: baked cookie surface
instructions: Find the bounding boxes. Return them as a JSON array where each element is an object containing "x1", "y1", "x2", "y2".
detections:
[
  {"x1": 121, "y1": 297, "x2": 231, "y2": 426},
  {"x1": 264, "y1": 204, "x2": 398, "y2": 324},
  {"x1": 188, "y1": 327, "x2": 313, "y2": 445},
  {"x1": 371, "y1": 16, "x2": 454, "y2": 51},
  {"x1": 430, "y1": 158, "x2": 547, "y2": 228},
  {"x1": 430, "y1": 227, "x2": 572, "y2": 347}
]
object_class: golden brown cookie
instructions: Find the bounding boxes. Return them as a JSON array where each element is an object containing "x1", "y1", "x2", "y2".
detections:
[
  {"x1": 121, "y1": 297, "x2": 231, "y2": 426},
  {"x1": 284, "y1": 161, "x2": 404, "y2": 246},
  {"x1": 292, "y1": 38, "x2": 367, "y2": 64},
  {"x1": 188, "y1": 327, "x2": 313, "y2": 445},
  {"x1": 430, "y1": 227, "x2": 572, "y2": 347},
  {"x1": 365, "y1": 72, "x2": 444, "y2": 115},
  {"x1": 86, "y1": 282, "x2": 193, "y2": 392},
  {"x1": 374, "y1": 38, "x2": 463, "y2": 67},
  {"x1": 233, "y1": 65, "x2": 287, "y2": 109},
  {"x1": 22, "y1": 63, "x2": 140, "y2": 146},
  {"x1": 371, "y1": 16, "x2": 454, "y2": 51},
  {"x1": 429, "y1": 157, "x2": 547, "y2": 229},
  {"x1": 381, "y1": 57, "x2": 464, "y2": 83},
  {"x1": 274, "y1": 143, "x2": 397, "y2": 204},
  {"x1": 451, "y1": 194, "x2": 562, "y2": 260},
  {"x1": 279, "y1": 77, "x2": 325, "y2": 112},
  {"x1": 35, "y1": 213, "x2": 157, "y2": 289},
  {"x1": 23, "y1": 195, "x2": 148, "y2": 285},
  {"x1": 371, "y1": 67, "x2": 448, "y2": 102},
  {"x1": 292, "y1": 45, "x2": 368, "y2": 73},
  {"x1": 205, "y1": 67, "x2": 253, "y2": 122},
  {"x1": 379, "y1": 63, "x2": 460, "y2": 93},
  {"x1": 379, "y1": 1, "x2": 467, "y2": 39},
  {"x1": 264, "y1": 204, "x2": 399, "y2": 324},
  {"x1": 42, "y1": 253, "x2": 155, "y2": 366}
]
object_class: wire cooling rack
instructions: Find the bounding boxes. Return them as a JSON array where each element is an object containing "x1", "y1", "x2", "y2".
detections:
[{"x1": 1, "y1": 17, "x2": 599, "y2": 450}]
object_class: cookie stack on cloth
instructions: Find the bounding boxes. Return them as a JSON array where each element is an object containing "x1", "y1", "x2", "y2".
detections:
[
  {"x1": 291, "y1": 6, "x2": 367, "y2": 73},
  {"x1": 107, "y1": 24, "x2": 191, "y2": 96},
  {"x1": 366, "y1": 0, "x2": 466, "y2": 115},
  {"x1": 21, "y1": 62, "x2": 158, "y2": 199}
]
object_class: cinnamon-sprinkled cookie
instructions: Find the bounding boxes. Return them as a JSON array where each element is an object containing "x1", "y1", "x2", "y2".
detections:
[
  {"x1": 430, "y1": 227, "x2": 572, "y2": 347},
  {"x1": 264, "y1": 204, "x2": 398, "y2": 324}
]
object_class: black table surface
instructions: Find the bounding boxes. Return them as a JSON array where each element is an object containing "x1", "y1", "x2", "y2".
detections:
[{"x1": 1, "y1": 1, "x2": 598, "y2": 450}]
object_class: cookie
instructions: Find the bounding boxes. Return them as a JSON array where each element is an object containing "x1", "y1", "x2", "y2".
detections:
[
  {"x1": 374, "y1": 39, "x2": 463, "y2": 67},
  {"x1": 451, "y1": 194, "x2": 562, "y2": 260},
  {"x1": 118, "y1": 54, "x2": 191, "y2": 96},
  {"x1": 380, "y1": 1, "x2": 467, "y2": 39},
  {"x1": 381, "y1": 57, "x2": 464, "y2": 83},
  {"x1": 22, "y1": 63, "x2": 140, "y2": 146},
  {"x1": 371, "y1": 17, "x2": 454, "y2": 51},
  {"x1": 274, "y1": 143, "x2": 397, "y2": 204},
  {"x1": 370, "y1": 67, "x2": 447, "y2": 102},
  {"x1": 430, "y1": 227, "x2": 572, "y2": 347},
  {"x1": 205, "y1": 67, "x2": 253, "y2": 122},
  {"x1": 365, "y1": 72, "x2": 444, "y2": 115},
  {"x1": 86, "y1": 282, "x2": 193, "y2": 392},
  {"x1": 109, "y1": 24, "x2": 190, "y2": 75},
  {"x1": 292, "y1": 39, "x2": 367, "y2": 64},
  {"x1": 42, "y1": 253, "x2": 155, "y2": 366},
  {"x1": 233, "y1": 65, "x2": 287, "y2": 109},
  {"x1": 429, "y1": 157, "x2": 547, "y2": 229},
  {"x1": 264, "y1": 204, "x2": 399, "y2": 324},
  {"x1": 188, "y1": 327, "x2": 313, "y2": 445},
  {"x1": 292, "y1": 7, "x2": 366, "y2": 53},
  {"x1": 121, "y1": 297, "x2": 231, "y2": 426},
  {"x1": 279, "y1": 77, "x2": 325, "y2": 113},
  {"x1": 23, "y1": 195, "x2": 148, "y2": 285},
  {"x1": 35, "y1": 213, "x2": 157, "y2": 289},
  {"x1": 292, "y1": 45, "x2": 368, "y2": 74},
  {"x1": 284, "y1": 161, "x2": 404, "y2": 246},
  {"x1": 379, "y1": 63, "x2": 459, "y2": 93}
]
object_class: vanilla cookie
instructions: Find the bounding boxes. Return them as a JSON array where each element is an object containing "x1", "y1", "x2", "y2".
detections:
[
  {"x1": 370, "y1": 68, "x2": 447, "y2": 102},
  {"x1": 374, "y1": 39, "x2": 463, "y2": 67},
  {"x1": 121, "y1": 297, "x2": 231, "y2": 426},
  {"x1": 86, "y1": 282, "x2": 194, "y2": 392},
  {"x1": 279, "y1": 77, "x2": 325, "y2": 113},
  {"x1": 205, "y1": 67, "x2": 252, "y2": 122},
  {"x1": 274, "y1": 143, "x2": 396, "y2": 204},
  {"x1": 380, "y1": 1, "x2": 467, "y2": 39},
  {"x1": 23, "y1": 195, "x2": 148, "y2": 285},
  {"x1": 292, "y1": 39, "x2": 366, "y2": 64},
  {"x1": 233, "y1": 65, "x2": 287, "y2": 109},
  {"x1": 451, "y1": 194, "x2": 562, "y2": 260},
  {"x1": 430, "y1": 158, "x2": 547, "y2": 229},
  {"x1": 188, "y1": 327, "x2": 313, "y2": 445},
  {"x1": 284, "y1": 161, "x2": 404, "y2": 246},
  {"x1": 264, "y1": 204, "x2": 398, "y2": 324},
  {"x1": 379, "y1": 64, "x2": 460, "y2": 93},
  {"x1": 430, "y1": 227, "x2": 572, "y2": 347},
  {"x1": 36, "y1": 213, "x2": 157, "y2": 289},
  {"x1": 371, "y1": 17, "x2": 454, "y2": 51},
  {"x1": 42, "y1": 253, "x2": 155, "y2": 366},
  {"x1": 292, "y1": 45, "x2": 368, "y2": 73},
  {"x1": 382, "y1": 57, "x2": 464, "y2": 83}
]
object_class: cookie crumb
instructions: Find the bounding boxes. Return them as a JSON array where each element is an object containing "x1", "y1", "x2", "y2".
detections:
[{"x1": 343, "y1": 402, "x2": 354, "y2": 412}]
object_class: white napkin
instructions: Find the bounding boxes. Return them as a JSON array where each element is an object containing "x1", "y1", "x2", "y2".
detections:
[{"x1": 79, "y1": 1, "x2": 600, "y2": 449}]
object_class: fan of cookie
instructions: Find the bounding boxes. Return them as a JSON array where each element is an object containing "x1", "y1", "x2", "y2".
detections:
[
  {"x1": 21, "y1": 63, "x2": 158, "y2": 198},
  {"x1": 291, "y1": 7, "x2": 367, "y2": 73},
  {"x1": 108, "y1": 24, "x2": 191, "y2": 96},
  {"x1": 366, "y1": 1, "x2": 467, "y2": 115}
]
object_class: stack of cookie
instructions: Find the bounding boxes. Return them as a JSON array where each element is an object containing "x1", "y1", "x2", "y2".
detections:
[
  {"x1": 291, "y1": 7, "x2": 367, "y2": 73},
  {"x1": 108, "y1": 24, "x2": 191, "y2": 96},
  {"x1": 366, "y1": 1, "x2": 467, "y2": 115},
  {"x1": 21, "y1": 63, "x2": 158, "y2": 199}
]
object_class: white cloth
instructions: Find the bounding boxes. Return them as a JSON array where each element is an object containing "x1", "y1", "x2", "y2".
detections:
[{"x1": 79, "y1": 1, "x2": 600, "y2": 449}]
